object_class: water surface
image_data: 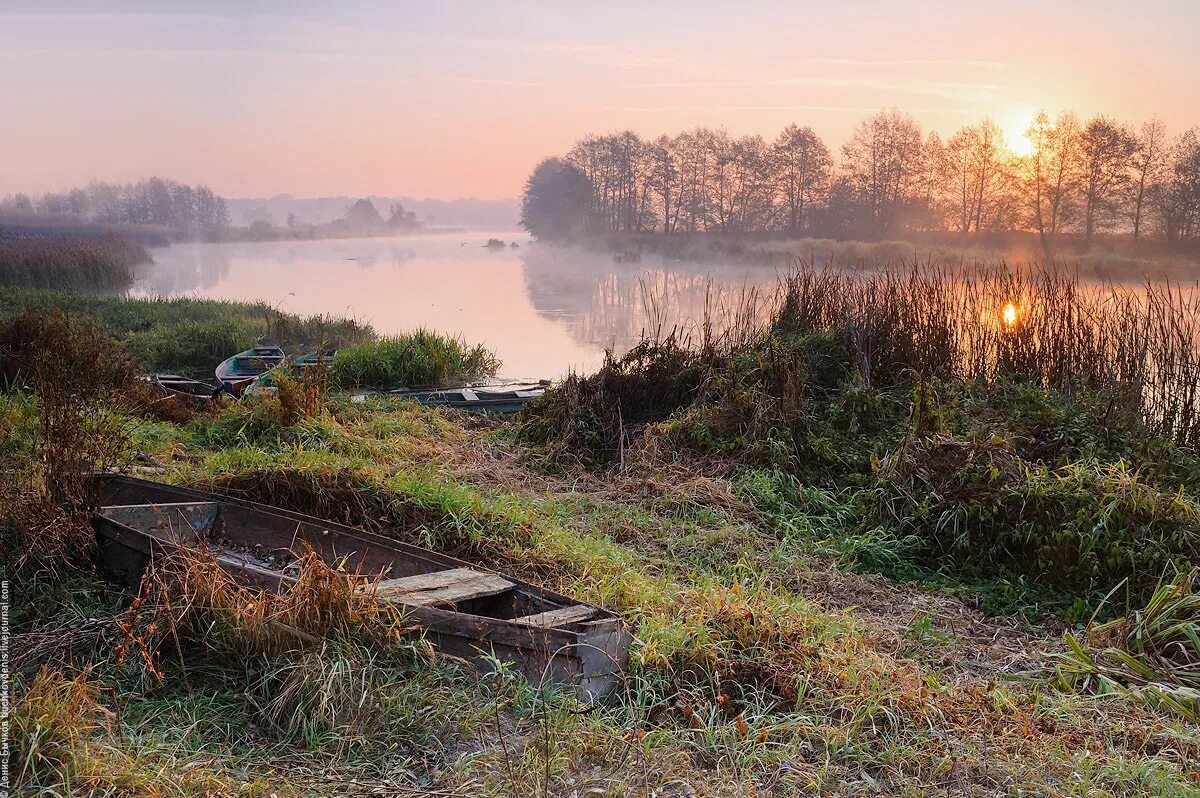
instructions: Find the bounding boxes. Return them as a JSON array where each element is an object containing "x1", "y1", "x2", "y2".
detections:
[{"x1": 134, "y1": 233, "x2": 785, "y2": 377}]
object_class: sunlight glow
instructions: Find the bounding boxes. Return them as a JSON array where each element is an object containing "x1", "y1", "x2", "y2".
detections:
[
  {"x1": 1002, "y1": 302, "x2": 1019, "y2": 328},
  {"x1": 1000, "y1": 109, "x2": 1037, "y2": 157}
]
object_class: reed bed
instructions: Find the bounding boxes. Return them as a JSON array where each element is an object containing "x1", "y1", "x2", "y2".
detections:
[
  {"x1": 0, "y1": 234, "x2": 149, "y2": 290},
  {"x1": 531, "y1": 260, "x2": 1200, "y2": 456},
  {"x1": 331, "y1": 330, "x2": 500, "y2": 389},
  {"x1": 766, "y1": 263, "x2": 1200, "y2": 445}
]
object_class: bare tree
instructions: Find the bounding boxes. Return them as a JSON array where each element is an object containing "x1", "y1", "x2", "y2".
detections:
[
  {"x1": 771, "y1": 124, "x2": 831, "y2": 234},
  {"x1": 943, "y1": 119, "x2": 1009, "y2": 234},
  {"x1": 841, "y1": 109, "x2": 925, "y2": 234},
  {"x1": 1130, "y1": 117, "x2": 1168, "y2": 241},
  {"x1": 1079, "y1": 116, "x2": 1136, "y2": 243}
]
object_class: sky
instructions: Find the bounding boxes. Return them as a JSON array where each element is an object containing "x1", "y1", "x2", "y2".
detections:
[{"x1": 2, "y1": 0, "x2": 1198, "y2": 200}]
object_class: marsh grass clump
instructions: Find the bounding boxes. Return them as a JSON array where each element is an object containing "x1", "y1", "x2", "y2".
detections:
[
  {"x1": 118, "y1": 543, "x2": 410, "y2": 680},
  {"x1": 872, "y1": 433, "x2": 1200, "y2": 598},
  {"x1": 0, "y1": 308, "x2": 147, "y2": 570},
  {"x1": 521, "y1": 336, "x2": 706, "y2": 463},
  {"x1": 11, "y1": 668, "x2": 113, "y2": 788},
  {"x1": 0, "y1": 234, "x2": 149, "y2": 290},
  {"x1": 331, "y1": 329, "x2": 500, "y2": 389},
  {"x1": 1053, "y1": 568, "x2": 1200, "y2": 719}
]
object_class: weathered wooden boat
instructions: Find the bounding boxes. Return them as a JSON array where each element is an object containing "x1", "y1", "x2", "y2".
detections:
[
  {"x1": 215, "y1": 345, "x2": 285, "y2": 395},
  {"x1": 385, "y1": 381, "x2": 550, "y2": 414},
  {"x1": 147, "y1": 373, "x2": 221, "y2": 403},
  {"x1": 89, "y1": 474, "x2": 630, "y2": 698}
]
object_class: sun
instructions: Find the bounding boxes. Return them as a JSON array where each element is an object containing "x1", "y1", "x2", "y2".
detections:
[
  {"x1": 1001, "y1": 302, "x2": 1019, "y2": 328},
  {"x1": 999, "y1": 108, "x2": 1037, "y2": 157}
]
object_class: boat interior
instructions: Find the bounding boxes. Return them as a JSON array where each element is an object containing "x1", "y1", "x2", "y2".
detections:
[{"x1": 98, "y1": 500, "x2": 606, "y2": 631}]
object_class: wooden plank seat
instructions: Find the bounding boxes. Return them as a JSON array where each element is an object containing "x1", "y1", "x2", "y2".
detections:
[
  {"x1": 363, "y1": 567, "x2": 513, "y2": 607},
  {"x1": 511, "y1": 605, "x2": 601, "y2": 628}
]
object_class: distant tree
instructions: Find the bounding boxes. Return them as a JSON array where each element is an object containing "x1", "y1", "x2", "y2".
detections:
[
  {"x1": 647, "y1": 135, "x2": 679, "y2": 234},
  {"x1": 1079, "y1": 116, "x2": 1136, "y2": 242},
  {"x1": 387, "y1": 202, "x2": 418, "y2": 229},
  {"x1": 195, "y1": 186, "x2": 229, "y2": 231},
  {"x1": 1130, "y1": 117, "x2": 1168, "y2": 241},
  {"x1": 771, "y1": 124, "x2": 831, "y2": 233},
  {"x1": 1156, "y1": 128, "x2": 1200, "y2": 243},
  {"x1": 171, "y1": 183, "x2": 197, "y2": 229},
  {"x1": 286, "y1": 212, "x2": 297, "y2": 228},
  {"x1": 943, "y1": 119, "x2": 1008, "y2": 234},
  {"x1": 345, "y1": 198, "x2": 384, "y2": 229},
  {"x1": 841, "y1": 109, "x2": 926, "y2": 234},
  {"x1": 520, "y1": 158, "x2": 594, "y2": 240}
]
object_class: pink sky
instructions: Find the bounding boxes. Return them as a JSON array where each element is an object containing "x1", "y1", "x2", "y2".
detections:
[{"x1": 2, "y1": 1, "x2": 1197, "y2": 200}]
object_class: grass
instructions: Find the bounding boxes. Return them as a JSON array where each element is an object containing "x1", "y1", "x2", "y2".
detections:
[
  {"x1": 4, "y1": 260, "x2": 1200, "y2": 795},
  {"x1": 0, "y1": 288, "x2": 374, "y2": 375},
  {"x1": 0, "y1": 233, "x2": 150, "y2": 290},
  {"x1": 1052, "y1": 568, "x2": 1200, "y2": 720},
  {"x1": 331, "y1": 330, "x2": 501, "y2": 389}
]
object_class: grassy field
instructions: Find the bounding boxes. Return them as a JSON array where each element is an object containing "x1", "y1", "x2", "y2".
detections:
[{"x1": 4, "y1": 266, "x2": 1200, "y2": 796}]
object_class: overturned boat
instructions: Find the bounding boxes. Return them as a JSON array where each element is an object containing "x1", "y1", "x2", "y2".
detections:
[
  {"x1": 89, "y1": 474, "x2": 630, "y2": 698},
  {"x1": 215, "y1": 345, "x2": 285, "y2": 395}
]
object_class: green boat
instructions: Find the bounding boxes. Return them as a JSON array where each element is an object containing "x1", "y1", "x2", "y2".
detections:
[
  {"x1": 242, "y1": 349, "x2": 337, "y2": 396},
  {"x1": 384, "y1": 381, "x2": 550, "y2": 414},
  {"x1": 215, "y1": 345, "x2": 285, "y2": 396}
]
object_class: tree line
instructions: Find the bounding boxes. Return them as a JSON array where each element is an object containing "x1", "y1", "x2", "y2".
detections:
[
  {"x1": 1, "y1": 177, "x2": 230, "y2": 232},
  {"x1": 520, "y1": 110, "x2": 1200, "y2": 245}
]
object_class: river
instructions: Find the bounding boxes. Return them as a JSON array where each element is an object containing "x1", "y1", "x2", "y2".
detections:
[{"x1": 133, "y1": 232, "x2": 787, "y2": 378}]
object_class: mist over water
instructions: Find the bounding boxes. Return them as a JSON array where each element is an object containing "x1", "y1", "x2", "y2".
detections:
[{"x1": 131, "y1": 232, "x2": 786, "y2": 377}]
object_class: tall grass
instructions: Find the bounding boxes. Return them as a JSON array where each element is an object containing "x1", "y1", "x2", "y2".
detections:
[
  {"x1": 0, "y1": 288, "x2": 375, "y2": 375},
  {"x1": 0, "y1": 234, "x2": 149, "y2": 290},
  {"x1": 529, "y1": 261, "x2": 1200, "y2": 454},
  {"x1": 766, "y1": 264, "x2": 1200, "y2": 444},
  {"x1": 332, "y1": 329, "x2": 500, "y2": 389}
]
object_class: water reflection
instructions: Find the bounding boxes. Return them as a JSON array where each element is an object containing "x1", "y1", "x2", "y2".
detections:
[{"x1": 132, "y1": 234, "x2": 786, "y2": 377}]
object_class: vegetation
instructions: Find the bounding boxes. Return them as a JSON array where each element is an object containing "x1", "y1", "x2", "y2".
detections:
[
  {"x1": 524, "y1": 264, "x2": 1200, "y2": 607},
  {"x1": 1053, "y1": 568, "x2": 1200, "y2": 720},
  {"x1": 4, "y1": 260, "x2": 1200, "y2": 796},
  {"x1": 331, "y1": 331, "x2": 500, "y2": 389},
  {"x1": 0, "y1": 234, "x2": 150, "y2": 290},
  {"x1": 522, "y1": 112, "x2": 1200, "y2": 244},
  {"x1": 0, "y1": 287, "x2": 374, "y2": 375},
  {"x1": 0, "y1": 176, "x2": 230, "y2": 234}
]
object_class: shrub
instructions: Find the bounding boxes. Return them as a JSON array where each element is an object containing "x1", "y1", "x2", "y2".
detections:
[{"x1": 873, "y1": 433, "x2": 1200, "y2": 599}]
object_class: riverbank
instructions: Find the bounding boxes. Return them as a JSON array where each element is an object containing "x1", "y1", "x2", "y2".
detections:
[
  {"x1": 577, "y1": 230, "x2": 1200, "y2": 281},
  {"x1": 5, "y1": 266, "x2": 1199, "y2": 796}
]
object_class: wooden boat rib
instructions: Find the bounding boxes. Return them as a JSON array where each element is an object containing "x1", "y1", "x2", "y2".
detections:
[
  {"x1": 89, "y1": 474, "x2": 630, "y2": 699},
  {"x1": 215, "y1": 345, "x2": 285, "y2": 395},
  {"x1": 147, "y1": 374, "x2": 221, "y2": 403}
]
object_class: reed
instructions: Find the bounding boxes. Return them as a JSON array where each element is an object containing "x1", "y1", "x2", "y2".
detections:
[
  {"x1": 0, "y1": 234, "x2": 149, "y2": 290},
  {"x1": 528, "y1": 259, "x2": 1200, "y2": 457},
  {"x1": 331, "y1": 329, "x2": 500, "y2": 389}
]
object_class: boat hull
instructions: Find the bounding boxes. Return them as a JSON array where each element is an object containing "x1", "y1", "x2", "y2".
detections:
[{"x1": 89, "y1": 474, "x2": 630, "y2": 698}]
